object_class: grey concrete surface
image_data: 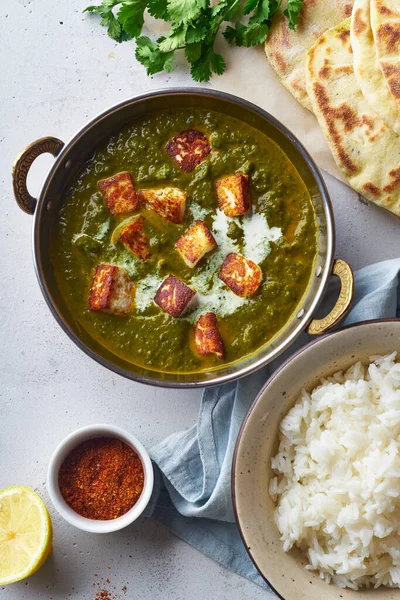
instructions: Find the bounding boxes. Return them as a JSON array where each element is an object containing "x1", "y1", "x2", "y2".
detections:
[{"x1": 1, "y1": 1, "x2": 400, "y2": 598}]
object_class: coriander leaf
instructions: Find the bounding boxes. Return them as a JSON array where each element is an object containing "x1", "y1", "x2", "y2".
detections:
[
  {"x1": 84, "y1": 0, "x2": 121, "y2": 11},
  {"x1": 222, "y1": 24, "x2": 238, "y2": 44},
  {"x1": 83, "y1": 5, "x2": 101, "y2": 12},
  {"x1": 162, "y1": 49, "x2": 174, "y2": 72},
  {"x1": 164, "y1": 55, "x2": 174, "y2": 71},
  {"x1": 117, "y1": 0, "x2": 147, "y2": 39},
  {"x1": 210, "y1": 0, "x2": 240, "y2": 22},
  {"x1": 105, "y1": 13, "x2": 123, "y2": 39},
  {"x1": 224, "y1": 0, "x2": 242, "y2": 21},
  {"x1": 190, "y1": 59, "x2": 211, "y2": 82},
  {"x1": 135, "y1": 36, "x2": 174, "y2": 75},
  {"x1": 242, "y1": 0, "x2": 258, "y2": 16},
  {"x1": 283, "y1": 0, "x2": 304, "y2": 30},
  {"x1": 184, "y1": 42, "x2": 202, "y2": 63},
  {"x1": 158, "y1": 24, "x2": 187, "y2": 51},
  {"x1": 225, "y1": 0, "x2": 279, "y2": 47},
  {"x1": 147, "y1": 0, "x2": 169, "y2": 19},
  {"x1": 224, "y1": 18, "x2": 270, "y2": 47},
  {"x1": 167, "y1": 0, "x2": 203, "y2": 24},
  {"x1": 223, "y1": 21, "x2": 246, "y2": 45},
  {"x1": 196, "y1": 0, "x2": 209, "y2": 10},
  {"x1": 249, "y1": 0, "x2": 278, "y2": 25},
  {"x1": 210, "y1": 0, "x2": 229, "y2": 18},
  {"x1": 185, "y1": 15, "x2": 209, "y2": 43},
  {"x1": 83, "y1": 0, "x2": 124, "y2": 41},
  {"x1": 242, "y1": 21, "x2": 269, "y2": 45},
  {"x1": 190, "y1": 46, "x2": 226, "y2": 82},
  {"x1": 210, "y1": 50, "x2": 225, "y2": 75}
]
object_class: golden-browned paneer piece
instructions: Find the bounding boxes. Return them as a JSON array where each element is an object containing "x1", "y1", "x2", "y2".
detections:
[
  {"x1": 165, "y1": 130, "x2": 211, "y2": 173},
  {"x1": 154, "y1": 275, "x2": 196, "y2": 318},
  {"x1": 138, "y1": 187, "x2": 186, "y2": 224},
  {"x1": 89, "y1": 264, "x2": 134, "y2": 316},
  {"x1": 98, "y1": 172, "x2": 139, "y2": 216},
  {"x1": 175, "y1": 220, "x2": 217, "y2": 268},
  {"x1": 218, "y1": 253, "x2": 262, "y2": 297},
  {"x1": 119, "y1": 216, "x2": 151, "y2": 262},
  {"x1": 216, "y1": 173, "x2": 251, "y2": 217},
  {"x1": 194, "y1": 312, "x2": 225, "y2": 360}
]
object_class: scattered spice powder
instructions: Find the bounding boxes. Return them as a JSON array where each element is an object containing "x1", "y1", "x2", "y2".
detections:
[
  {"x1": 95, "y1": 592, "x2": 115, "y2": 600},
  {"x1": 59, "y1": 437, "x2": 144, "y2": 519},
  {"x1": 90, "y1": 571, "x2": 127, "y2": 600}
]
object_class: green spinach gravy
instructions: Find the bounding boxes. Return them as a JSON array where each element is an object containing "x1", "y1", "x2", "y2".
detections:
[{"x1": 53, "y1": 109, "x2": 318, "y2": 374}]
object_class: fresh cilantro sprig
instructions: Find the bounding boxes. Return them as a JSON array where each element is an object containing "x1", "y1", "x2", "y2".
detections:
[
  {"x1": 84, "y1": 0, "x2": 304, "y2": 82},
  {"x1": 223, "y1": 0, "x2": 280, "y2": 47},
  {"x1": 283, "y1": 0, "x2": 303, "y2": 30}
]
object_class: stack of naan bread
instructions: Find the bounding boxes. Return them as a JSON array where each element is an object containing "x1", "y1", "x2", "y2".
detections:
[{"x1": 265, "y1": 0, "x2": 400, "y2": 217}]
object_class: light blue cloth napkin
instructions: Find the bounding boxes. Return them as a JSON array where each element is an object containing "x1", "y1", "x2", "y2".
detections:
[{"x1": 149, "y1": 258, "x2": 400, "y2": 590}]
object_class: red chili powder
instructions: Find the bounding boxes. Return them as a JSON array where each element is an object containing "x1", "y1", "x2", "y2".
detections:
[{"x1": 59, "y1": 437, "x2": 144, "y2": 520}]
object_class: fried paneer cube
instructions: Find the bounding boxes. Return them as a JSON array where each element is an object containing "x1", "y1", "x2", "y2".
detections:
[
  {"x1": 216, "y1": 173, "x2": 251, "y2": 217},
  {"x1": 165, "y1": 129, "x2": 211, "y2": 173},
  {"x1": 154, "y1": 275, "x2": 196, "y2": 317},
  {"x1": 194, "y1": 312, "x2": 225, "y2": 360},
  {"x1": 175, "y1": 220, "x2": 217, "y2": 268},
  {"x1": 98, "y1": 172, "x2": 139, "y2": 216},
  {"x1": 138, "y1": 187, "x2": 186, "y2": 224},
  {"x1": 218, "y1": 253, "x2": 262, "y2": 297},
  {"x1": 119, "y1": 216, "x2": 151, "y2": 262},
  {"x1": 89, "y1": 264, "x2": 134, "y2": 316}
]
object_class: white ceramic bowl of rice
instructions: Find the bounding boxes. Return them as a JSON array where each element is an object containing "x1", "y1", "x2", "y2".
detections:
[{"x1": 233, "y1": 319, "x2": 400, "y2": 600}]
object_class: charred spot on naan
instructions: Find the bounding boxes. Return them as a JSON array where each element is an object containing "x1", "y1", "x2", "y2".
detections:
[
  {"x1": 361, "y1": 114, "x2": 376, "y2": 133},
  {"x1": 338, "y1": 28, "x2": 352, "y2": 45},
  {"x1": 344, "y1": 2, "x2": 354, "y2": 16},
  {"x1": 377, "y1": 3, "x2": 393, "y2": 15},
  {"x1": 271, "y1": 51, "x2": 288, "y2": 75},
  {"x1": 353, "y1": 7, "x2": 367, "y2": 34},
  {"x1": 382, "y1": 167, "x2": 400, "y2": 194},
  {"x1": 381, "y1": 63, "x2": 400, "y2": 98},
  {"x1": 154, "y1": 275, "x2": 196, "y2": 317},
  {"x1": 319, "y1": 59, "x2": 332, "y2": 79},
  {"x1": 363, "y1": 182, "x2": 381, "y2": 197},
  {"x1": 376, "y1": 22, "x2": 400, "y2": 53}
]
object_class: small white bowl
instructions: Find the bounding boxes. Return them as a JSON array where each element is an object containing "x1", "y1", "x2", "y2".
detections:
[{"x1": 47, "y1": 424, "x2": 154, "y2": 533}]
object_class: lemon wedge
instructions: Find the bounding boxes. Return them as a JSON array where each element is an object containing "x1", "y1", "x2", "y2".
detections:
[{"x1": 0, "y1": 486, "x2": 52, "y2": 585}]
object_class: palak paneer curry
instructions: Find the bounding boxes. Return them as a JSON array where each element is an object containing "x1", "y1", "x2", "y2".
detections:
[{"x1": 53, "y1": 109, "x2": 318, "y2": 374}]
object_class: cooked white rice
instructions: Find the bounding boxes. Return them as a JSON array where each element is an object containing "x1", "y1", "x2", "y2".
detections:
[{"x1": 270, "y1": 352, "x2": 400, "y2": 589}]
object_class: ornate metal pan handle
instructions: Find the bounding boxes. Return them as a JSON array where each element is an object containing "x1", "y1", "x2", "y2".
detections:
[
  {"x1": 12, "y1": 137, "x2": 64, "y2": 215},
  {"x1": 307, "y1": 259, "x2": 354, "y2": 335}
]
